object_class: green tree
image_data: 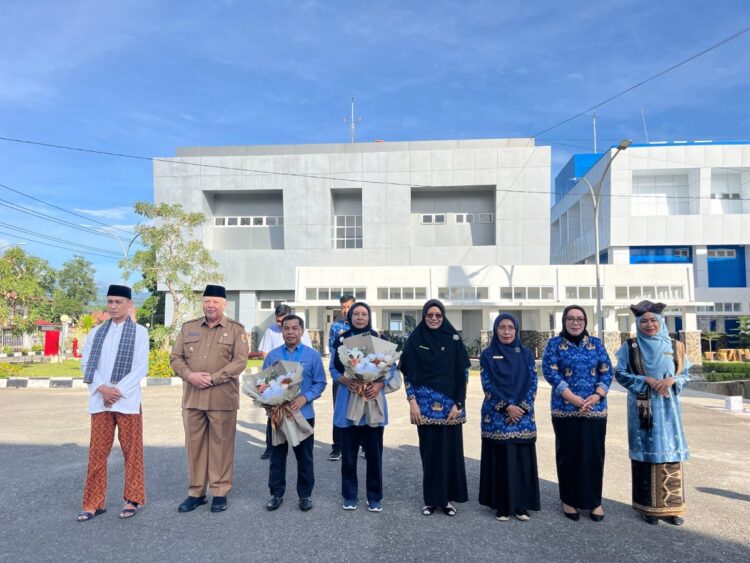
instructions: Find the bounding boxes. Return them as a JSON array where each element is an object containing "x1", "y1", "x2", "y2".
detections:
[
  {"x1": 52, "y1": 256, "x2": 97, "y2": 320},
  {"x1": 738, "y1": 316, "x2": 750, "y2": 348},
  {"x1": 122, "y1": 202, "x2": 222, "y2": 348},
  {"x1": 0, "y1": 247, "x2": 56, "y2": 334}
]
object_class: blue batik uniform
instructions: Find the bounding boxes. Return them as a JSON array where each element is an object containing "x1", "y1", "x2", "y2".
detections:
[
  {"x1": 542, "y1": 335, "x2": 613, "y2": 418},
  {"x1": 329, "y1": 319, "x2": 350, "y2": 350},
  {"x1": 480, "y1": 353, "x2": 537, "y2": 442}
]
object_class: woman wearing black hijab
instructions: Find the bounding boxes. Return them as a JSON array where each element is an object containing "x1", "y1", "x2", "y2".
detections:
[
  {"x1": 399, "y1": 299, "x2": 470, "y2": 516},
  {"x1": 330, "y1": 302, "x2": 396, "y2": 512},
  {"x1": 478, "y1": 313, "x2": 540, "y2": 521},
  {"x1": 541, "y1": 305, "x2": 613, "y2": 522}
]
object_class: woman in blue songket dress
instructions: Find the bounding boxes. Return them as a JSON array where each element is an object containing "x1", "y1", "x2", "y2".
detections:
[
  {"x1": 330, "y1": 302, "x2": 397, "y2": 513},
  {"x1": 478, "y1": 313, "x2": 540, "y2": 522},
  {"x1": 615, "y1": 300, "x2": 690, "y2": 526},
  {"x1": 399, "y1": 299, "x2": 470, "y2": 517},
  {"x1": 542, "y1": 305, "x2": 613, "y2": 522}
]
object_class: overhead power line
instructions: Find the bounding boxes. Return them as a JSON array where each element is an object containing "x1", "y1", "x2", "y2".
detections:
[
  {"x1": 0, "y1": 221, "x2": 122, "y2": 257},
  {"x1": 0, "y1": 196, "x2": 134, "y2": 241},
  {"x1": 0, "y1": 228, "x2": 121, "y2": 260},
  {"x1": 0, "y1": 181, "x2": 137, "y2": 237},
  {"x1": 532, "y1": 24, "x2": 750, "y2": 138}
]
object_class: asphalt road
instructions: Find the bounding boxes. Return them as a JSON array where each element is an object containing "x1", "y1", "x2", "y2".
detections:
[{"x1": 1, "y1": 377, "x2": 749, "y2": 562}]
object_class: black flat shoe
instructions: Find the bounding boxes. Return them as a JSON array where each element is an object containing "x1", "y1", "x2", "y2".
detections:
[
  {"x1": 667, "y1": 516, "x2": 684, "y2": 526},
  {"x1": 266, "y1": 495, "x2": 283, "y2": 511},
  {"x1": 210, "y1": 496, "x2": 228, "y2": 513},
  {"x1": 178, "y1": 496, "x2": 208, "y2": 513},
  {"x1": 643, "y1": 514, "x2": 659, "y2": 525},
  {"x1": 562, "y1": 503, "x2": 580, "y2": 521},
  {"x1": 590, "y1": 513, "x2": 604, "y2": 522}
]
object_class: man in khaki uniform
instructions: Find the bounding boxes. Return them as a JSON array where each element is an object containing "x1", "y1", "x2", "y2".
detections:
[{"x1": 170, "y1": 284, "x2": 249, "y2": 513}]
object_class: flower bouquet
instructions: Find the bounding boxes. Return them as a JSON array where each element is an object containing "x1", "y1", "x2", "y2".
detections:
[
  {"x1": 242, "y1": 359, "x2": 312, "y2": 447},
  {"x1": 337, "y1": 333, "x2": 402, "y2": 426}
]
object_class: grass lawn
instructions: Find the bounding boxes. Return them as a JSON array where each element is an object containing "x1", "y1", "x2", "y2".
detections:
[{"x1": 19, "y1": 360, "x2": 83, "y2": 378}]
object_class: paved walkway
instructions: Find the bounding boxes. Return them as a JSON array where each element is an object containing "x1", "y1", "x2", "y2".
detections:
[{"x1": 1, "y1": 378, "x2": 748, "y2": 562}]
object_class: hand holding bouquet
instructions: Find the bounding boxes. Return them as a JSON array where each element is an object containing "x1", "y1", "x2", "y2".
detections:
[
  {"x1": 242, "y1": 360, "x2": 312, "y2": 447},
  {"x1": 337, "y1": 334, "x2": 402, "y2": 426}
]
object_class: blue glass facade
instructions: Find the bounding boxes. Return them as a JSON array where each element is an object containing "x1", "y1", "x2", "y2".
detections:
[
  {"x1": 553, "y1": 153, "x2": 602, "y2": 206},
  {"x1": 629, "y1": 246, "x2": 693, "y2": 264},
  {"x1": 707, "y1": 245, "x2": 747, "y2": 288}
]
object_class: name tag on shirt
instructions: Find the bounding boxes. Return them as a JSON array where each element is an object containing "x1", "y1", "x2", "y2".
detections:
[
  {"x1": 419, "y1": 345, "x2": 430, "y2": 350},
  {"x1": 493, "y1": 355, "x2": 504, "y2": 360},
  {"x1": 189, "y1": 332, "x2": 201, "y2": 337}
]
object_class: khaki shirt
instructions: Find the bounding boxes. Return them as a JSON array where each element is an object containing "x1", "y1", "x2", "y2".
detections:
[{"x1": 170, "y1": 315, "x2": 249, "y2": 411}]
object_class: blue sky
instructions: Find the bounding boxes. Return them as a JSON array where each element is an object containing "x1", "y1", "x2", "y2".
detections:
[{"x1": 1, "y1": 0, "x2": 749, "y2": 283}]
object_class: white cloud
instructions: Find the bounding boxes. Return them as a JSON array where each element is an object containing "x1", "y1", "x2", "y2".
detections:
[{"x1": 73, "y1": 206, "x2": 134, "y2": 220}]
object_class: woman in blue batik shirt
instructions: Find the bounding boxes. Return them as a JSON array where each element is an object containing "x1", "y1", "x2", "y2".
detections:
[
  {"x1": 542, "y1": 305, "x2": 613, "y2": 522},
  {"x1": 330, "y1": 302, "x2": 397, "y2": 513},
  {"x1": 478, "y1": 313, "x2": 540, "y2": 522},
  {"x1": 615, "y1": 300, "x2": 690, "y2": 526},
  {"x1": 399, "y1": 299, "x2": 470, "y2": 517}
]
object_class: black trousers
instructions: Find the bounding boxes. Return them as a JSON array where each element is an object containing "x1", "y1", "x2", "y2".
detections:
[
  {"x1": 340, "y1": 425, "x2": 384, "y2": 503},
  {"x1": 331, "y1": 381, "x2": 342, "y2": 453},
  {"x1": 268, "y1": 418, "x2": 315, "y2": 499}
]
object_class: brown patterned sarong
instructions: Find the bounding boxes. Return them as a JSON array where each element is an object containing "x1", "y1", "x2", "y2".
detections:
[
  {"x1": 82, "y1": 411, "x2": 146, "y2": 512},
  {"x1": 631, "y1": 460, "x2": 686, "y2": 517}
]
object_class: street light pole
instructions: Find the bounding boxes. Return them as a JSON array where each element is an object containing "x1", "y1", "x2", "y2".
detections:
[
  {"x1": 83, "y1": 226, "x2": 141, "y2": 282},
  {"x1": 572, "y1": 139, "x2": 631, "y2": 339}
]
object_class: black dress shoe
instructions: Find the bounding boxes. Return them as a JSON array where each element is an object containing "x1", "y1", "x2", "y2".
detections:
[
  {"x1": 260, "y1": 449, "x2": 271, "y2": 460},
  {"x1": 299, "y1": 497, "x2": 313, "y2": 512},
  {"x1": 211, "y1": 496, "x2": 228, "y2": 512},
  {"x1": 266, "y1": 496, "x2": 283, "y2": 511},
  {"x1": 178, "y1": 496, "x2": 208, "y2": 513},
  {"x1": 643, "y1": 514, "x2": 659, "y2": 525},
  {"x1": 667, "y1": 516, "x2": 684, "y2": 526},
  {"x1": 590, "y1": 512, "x2": 605, "y2": 522},
  {"x1": 562, "y1": 503, "x2": 580, "y2": 521}
]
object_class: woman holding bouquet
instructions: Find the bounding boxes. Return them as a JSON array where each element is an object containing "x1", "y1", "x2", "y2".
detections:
[
  {"x1": 478, "y1": 313, "x2": 540, "y2": 521},
  {"x1": 330, "y1": 302, "x2": 397, "y2": 512},
  {"x1": 399, "y1": 299, "x2": 470, "y2": 517}
]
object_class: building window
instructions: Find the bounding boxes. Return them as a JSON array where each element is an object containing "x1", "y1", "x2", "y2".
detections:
[
  {"x1": 565, "y1": 286, "x2": 601, "y2": 300},
  {"x1": 437, "y1": 286, "x2": 488, "y2": 300},
  {"x1": 616, "y1": 285, "x2": 684, "y2": 300},
  {"x1": 375, "y1": 287, "x2": 427, "y2": 300},
  {"x1": 455, "y1": 213, "x2": 475, "y2": 224},
  {"x1": 421, "y1": 213, "x2": 446, "y2": 225},
  {"x1": 214, "y1": 215, "x2": 283, "y2": 227},
  {"x1": 631, "y1": 172, "x2": 691, "y2": 216},
  {"x1": 259, "y1": 299, "x2": 285, "y2": 310},
  {"x1": 305, "y1": 287, "x2": 366, "y2": 301},
  {"x1": 387, "y1": 310, "x2": 419, "y2": 334},
  {"x1": 707, "y1": 249, "x2": 737, "y2": 258},
  {"x1": 477, "y1": 212, "x2": 494, "y2": 224},
  {"x1": 333, "y1": 215, "x2": 363, "y2": 249}
]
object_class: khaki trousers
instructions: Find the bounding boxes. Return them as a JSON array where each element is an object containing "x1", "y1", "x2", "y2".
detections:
[
  {"x1": 82, "y1": 411, "x2": 146, "y2": 511},
  {"x1": 182, "y1": 408, "x2": 237, "y2": 497}
]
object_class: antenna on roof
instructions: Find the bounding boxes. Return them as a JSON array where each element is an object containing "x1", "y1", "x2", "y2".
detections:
[
  {"x1": 343, "y1": 97, "x2": 362, "y2": 144},
  {"x1": 592, "y1": 111, "x2": 598, "y2": 153},
  {"x1": 641, "y1": 108, "x2": 650, "y2": 143}
]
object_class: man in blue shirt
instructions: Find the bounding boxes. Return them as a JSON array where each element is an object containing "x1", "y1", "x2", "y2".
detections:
[
  {"x1": 259, "y1": 304, "x2": 312, "y2": 460},
  {"x1": 327, "y1": 295, "x2": 355, "y2": 461},
  {"x1": 264, "y1": 314, "x2": 327, "y2": 512}
]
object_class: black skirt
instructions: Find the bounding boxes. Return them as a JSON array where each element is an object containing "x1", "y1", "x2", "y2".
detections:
[
  {"x1": 478, "y1": 438, "x2": 540, "y2": 514},
  {"x1": 417, "y1": 425, "x2": 468, "y2": 506},
  {"x1": 551, "y1": 416, "x2": 607, "y2": 510}
]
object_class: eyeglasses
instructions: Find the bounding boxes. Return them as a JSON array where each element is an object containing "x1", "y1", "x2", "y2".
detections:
[
  {"x1": 565, "y1": 317, "x2": 586, "y2": 324},
  {"x1": 425, "y1": 313, "x2": 443, "y2": 319}
]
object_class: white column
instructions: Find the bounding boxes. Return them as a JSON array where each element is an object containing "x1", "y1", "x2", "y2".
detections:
[{"x1": 694, "y1": 246, "x2": 708, "y2": 288}]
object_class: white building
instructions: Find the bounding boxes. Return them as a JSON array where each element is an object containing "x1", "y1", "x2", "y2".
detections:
[
  {"x1": 154, "y1": 137, "x2": 720, "y2": 362},
  {"x1": 552, "y1": 140, "x2": 750, "y2": 348}
]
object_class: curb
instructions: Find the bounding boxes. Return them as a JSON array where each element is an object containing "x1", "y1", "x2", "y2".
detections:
[{"x1": 0, "y1": 377, "x2": 184, "y2": 389}]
